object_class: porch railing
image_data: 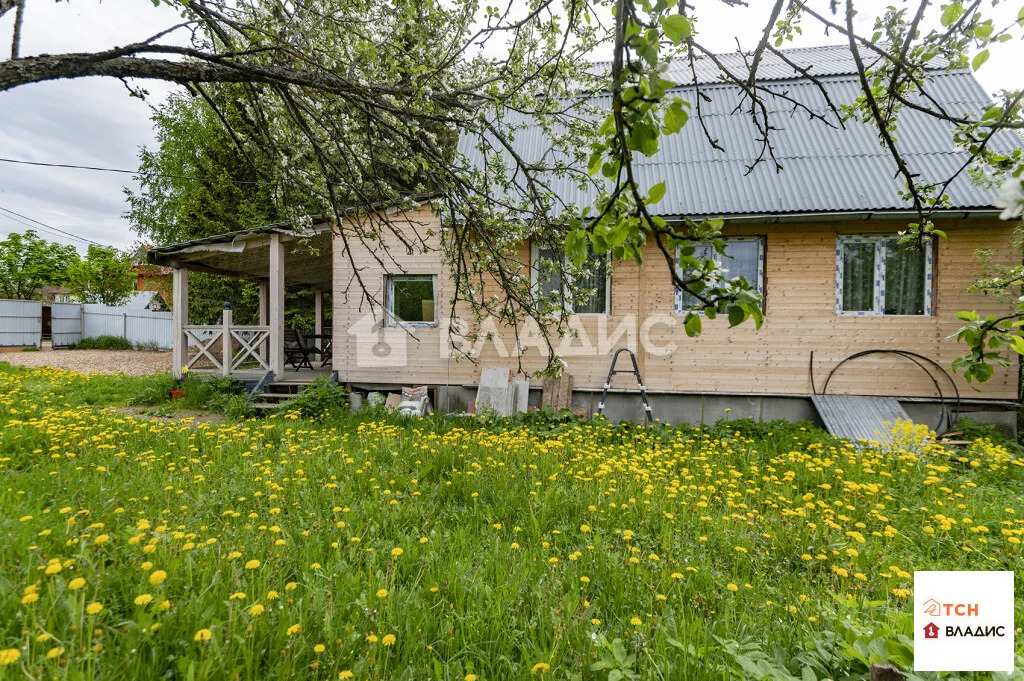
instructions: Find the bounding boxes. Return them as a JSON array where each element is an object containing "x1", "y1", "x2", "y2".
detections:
[{"x1": 183, "y1": 309, "x2": 271, "y2": 375}]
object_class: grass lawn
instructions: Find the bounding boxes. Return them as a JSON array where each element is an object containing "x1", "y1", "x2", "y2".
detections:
[{"x1": 0, "y1": 363, "x2": 1022, "y2": 680}]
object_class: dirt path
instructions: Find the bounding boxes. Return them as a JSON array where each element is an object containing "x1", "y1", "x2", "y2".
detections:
[{"x1": 1, "y1": 345, "x2": 172, "y2": 376}]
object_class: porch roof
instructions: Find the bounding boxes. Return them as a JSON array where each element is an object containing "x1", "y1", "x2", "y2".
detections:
[{"x1": 147, "y1": 221, "x2": 334, "y2": 288}]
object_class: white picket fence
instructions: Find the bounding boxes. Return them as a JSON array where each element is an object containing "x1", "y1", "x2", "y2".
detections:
[
  {"x1": 0, "y1": 299, "x2": 42, "y2": 348},
  {"x1": 0, "y1": 300, "x2": 173, "y2": 350}
]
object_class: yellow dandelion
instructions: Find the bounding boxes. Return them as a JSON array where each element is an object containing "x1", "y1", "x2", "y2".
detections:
[
  {"x1": 134, "y1": 594, "x2": 154, "y2": 606},
  {"x1": 287, "y1": 624, "x2": 301, "y2": 636},
  {"x1": 339, "y1": 672, "x2": 354, "y2": 680},
  {"x1": 249, "y1": 604, "x2": 265, "y2": 616},
  {"x1": 726, "y1": 583, "x2": 739, "y2": 592},
  {"x1": 531, "y1": 662, "x2": 550, "y2": 675},
  {"x1": 382, "y1": 633, "x2": 396, "y2": 646},
  {"x1": 630, "y1": 616, "x2": 642, "y2": 626},
  {"x1": 0, "y1": 649, "x2": 21, "y2": 665},
  {"x1": 314, "y1": 644, "x2": 325, "y2": 654},
  {"x1": 391, "y1": 547, "x2": 403, "y2": 558},
  {"x1": 68, "y1": 577, "x2": 86, "y2": 591},
  {"x1": 194, "y1": 628, "x2": 212, "y2": 642},
  {"x1": 86, "y1": 602, "x2": 103, "y2": 615},
  {"x1": 245, "y1": 560, "x2": 261, "y2": 569},
  {"x1": 376, "y1": 588, "x2": 388, "y2": 598},
  {"x1": 46, "y1": 647, "x2": 64, "y2": 659},
  {"x1": 149, "y1": 570, "x2": 167, "y2": 585}
]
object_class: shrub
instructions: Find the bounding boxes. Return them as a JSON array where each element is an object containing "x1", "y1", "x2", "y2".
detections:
[
  {"x1": 69, "y1": 335, "x2": 134, "y2": 350},
  {"x1": 133, "y1": 340, "x2": 161, "y2": 351},
  {"x1": 276, "y1": 377, "x2": 347, "y2": 419}
]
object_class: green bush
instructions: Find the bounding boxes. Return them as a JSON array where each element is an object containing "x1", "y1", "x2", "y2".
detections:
[
  {"x1": 276, "y1": 377, "x2": 347, "y2": 419},
  {"x1": 133, "y1": 340, "x2": 161, "y2": 351},
  {"x1": 69, "y1": 335, "x2": 134, "y2": 350}
]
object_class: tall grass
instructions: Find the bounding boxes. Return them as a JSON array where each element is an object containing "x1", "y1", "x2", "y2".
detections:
[{"x1": 0, "y1": 365, "x2": 1021, "y2": 680}]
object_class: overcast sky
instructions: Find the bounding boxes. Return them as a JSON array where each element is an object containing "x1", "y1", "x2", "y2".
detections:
[{"x1": 0, "y1": 0, "x2": 1020, "y2": 252}]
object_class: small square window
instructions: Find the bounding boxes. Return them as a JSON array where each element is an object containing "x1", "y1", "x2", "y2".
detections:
[
  {"x1": 836, "y1": 235, "x2": 932, "y2": 316},
  {"x1": 675, "y1": 237, "x2": 765, "y2": 314},
  {"x1": 386, "y1": 275, "x2": 436, "y2": 326}
]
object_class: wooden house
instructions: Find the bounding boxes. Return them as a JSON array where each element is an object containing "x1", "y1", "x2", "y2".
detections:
[{"x1": 148, "y1": 46, "x2": 1023, "y2": 433}]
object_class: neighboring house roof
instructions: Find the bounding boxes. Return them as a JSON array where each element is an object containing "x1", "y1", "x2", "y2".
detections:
[{"x1": 457, "y1": 44, "x2": 1023, "y2": 218}]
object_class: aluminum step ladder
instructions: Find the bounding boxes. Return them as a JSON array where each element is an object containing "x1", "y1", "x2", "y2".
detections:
[{"x1": 597, "y1": 348, "x2": 653, "y2": 423}]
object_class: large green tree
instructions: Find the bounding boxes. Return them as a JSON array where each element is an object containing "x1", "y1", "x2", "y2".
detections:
[
  {"x1": 124, "y1": 88, "x2": 279, "y2": 245},
  {"x1": 0, "y1": 230, "x2": 78, "y2": 300},
  {"x1": 65, "y1": 246, "x2": 137, "y2": 306}
]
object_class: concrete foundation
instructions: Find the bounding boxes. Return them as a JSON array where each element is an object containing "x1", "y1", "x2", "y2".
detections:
[{"x1": 361, "y1": 383, "x2": 1019, "y2": 439}]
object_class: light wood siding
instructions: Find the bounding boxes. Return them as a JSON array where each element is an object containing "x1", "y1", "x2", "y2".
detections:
[{"x1": 333, "y1": 207, "x2": 1019, "y2": 400}]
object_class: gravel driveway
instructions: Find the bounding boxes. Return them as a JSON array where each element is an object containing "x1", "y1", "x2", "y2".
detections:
[{"x1": 1, "y1": 345, "x2": 172, "y2": 376}]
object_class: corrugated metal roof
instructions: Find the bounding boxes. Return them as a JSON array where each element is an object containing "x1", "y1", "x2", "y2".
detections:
[
  {"x1": 458, "y1": 46, "x2": 1022, "y2": 217},
  {"x1": 590, "y1": 44, "x2": 919, "y2": 85},
  {"x1": 810, "y1": 394, "x2": 910, "y2": 443}
]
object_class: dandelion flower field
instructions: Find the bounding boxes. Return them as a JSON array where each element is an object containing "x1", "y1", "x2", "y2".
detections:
[{"x1": 1, "y1": 365, "x2": 1022, "y2": 680}]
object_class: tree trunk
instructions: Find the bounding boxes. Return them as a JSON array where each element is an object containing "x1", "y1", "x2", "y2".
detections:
[{"x1": 870, "y1": 663, "x2": 907, "y2": 681}]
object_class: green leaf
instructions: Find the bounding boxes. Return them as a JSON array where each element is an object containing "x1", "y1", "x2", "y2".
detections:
[
  {"x1": 683, "y1": 312, "x2": 702, "y2": 337},
  {"x1": 972, "y1": 49, "x2": 990, "y2": 71},
  {"x1": 661, "y1": 15, "x2": 692, "y2": 44},
  {"x1": 664, "y1": 101, "x2": 689, "y2": 133},
  {"x1": 647, "y1": 181, "x2": 667, "y2": 205},
  {"x1": 627, "y1": 121, "x2": 659, "y2": 157},
  {"x1": 727, "y1": 305, "x2": 746, "y2": 327},
  {"x1": 941, "y1": 2, "x2": 963, "y2": 27},
  {"x1": 1008, "y1": 335, "x2": 1024, "y2": 355}
]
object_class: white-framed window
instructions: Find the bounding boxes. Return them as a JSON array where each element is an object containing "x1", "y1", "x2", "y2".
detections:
[
  {"x1": 530, "y1": 241, "x2": 610, "y2": 315},
  {"x1": 836, "y1": 235, "x2": 932, "y2": 316},
  {"x1": 674, "y1": 236, "x2": 765, "y2": 314},
  {"x1": 385, "y1": 274, "x2": 437, "y2": 327}
]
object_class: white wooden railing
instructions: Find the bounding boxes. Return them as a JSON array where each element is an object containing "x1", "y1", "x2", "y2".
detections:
[{"x1": 184, "y1": 309, "x2": 271, "y2": 375}]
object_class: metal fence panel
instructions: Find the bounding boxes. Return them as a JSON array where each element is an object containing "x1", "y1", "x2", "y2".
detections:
[
  {"x1": 82, "y1": 305, "x2": 173, "y2": 349},
  {"x1": 51, "y1": 302, "x2": 83, "y2": 348},
  {"x1": 0, "y1": 299, "x2": 42, "y2": 348}
]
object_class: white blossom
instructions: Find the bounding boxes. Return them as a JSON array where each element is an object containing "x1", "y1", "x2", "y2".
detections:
[{"x1": 993, "y1": 177, "x2": 1024, "y2": 221}]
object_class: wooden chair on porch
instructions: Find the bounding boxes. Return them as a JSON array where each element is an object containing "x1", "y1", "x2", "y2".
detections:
[{"x1": 283, "y1": 328, "x2": 316, "y2": 371}]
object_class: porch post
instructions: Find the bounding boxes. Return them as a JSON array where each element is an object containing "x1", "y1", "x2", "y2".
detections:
[
  {"x1": 314, "y1": 289, "x2": 323, "y2": 337},
  {"x1": 221, "y1": 304, "x2": 232, "y2": 376},
  {"x1": 269, "y1": 234, "x2": 286, "y2": 377},
  {"x1": 258, "y1": 280, "x2": 269, "y2": 365},
  {"x1": 172, "y1": 267, "x2": 189, "y2": 379}
]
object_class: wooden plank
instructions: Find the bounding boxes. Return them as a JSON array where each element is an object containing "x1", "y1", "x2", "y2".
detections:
[
  {"x1": 172, "y1": 267, "x2": 188, "y2": 379},
  {"x1": 269, "y1": 233, "x2": 286, "y2": 377}
]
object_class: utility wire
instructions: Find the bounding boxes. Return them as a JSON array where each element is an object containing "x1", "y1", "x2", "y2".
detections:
[
  {"x1": 0, "y1": 156, "x2": 274, "y2": 186},
  {"x1": 0, "y1": 204, "x2": 109, "y2": 247}
]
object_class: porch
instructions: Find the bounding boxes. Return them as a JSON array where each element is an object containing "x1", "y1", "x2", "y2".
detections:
[{"x1": 147, "y1": 222, "x2": 335, "y2": 381}]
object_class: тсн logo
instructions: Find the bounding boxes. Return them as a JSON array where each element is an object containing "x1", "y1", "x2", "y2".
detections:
[{"x1": 921, "y1": 598, "x2": 979, "y2": 617}]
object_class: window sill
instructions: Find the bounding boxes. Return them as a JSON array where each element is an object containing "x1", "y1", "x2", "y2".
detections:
[
  {"x1": 835, "y1": 311, "x2": 931, "y2": 317},
  {"x1": 386, "y1": 322, "x2": 438, "y2": 329}
]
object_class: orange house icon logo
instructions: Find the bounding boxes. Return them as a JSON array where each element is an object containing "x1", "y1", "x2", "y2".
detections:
[
  {"x1": 924, "y1": 622, "x2": 940, "y2": 639},
  {"x1": 922, "y1": 598, "x2": 942, "y2": 617}
]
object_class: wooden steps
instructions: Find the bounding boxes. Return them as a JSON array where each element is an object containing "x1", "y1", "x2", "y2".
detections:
[{"x1": 249, "y1": 380, "x2": 309, "y2": 411}]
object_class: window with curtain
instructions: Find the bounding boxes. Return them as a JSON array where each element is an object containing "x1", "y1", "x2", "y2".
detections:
[
  {"x1": 532, "y1": 243, "x2": 609, "y2": 314},
  {"x1": 675, "y1": 237, "x2": 765, "y2": 313},
  {"x1": 836, "y1": 235, "x2": 931, "y2": 315}
]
